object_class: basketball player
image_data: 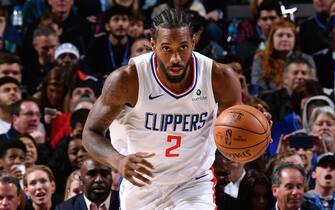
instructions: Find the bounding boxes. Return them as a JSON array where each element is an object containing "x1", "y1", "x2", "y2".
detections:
[{"x1": 83, "y1": 8, "x2": 270, "y2": 210}]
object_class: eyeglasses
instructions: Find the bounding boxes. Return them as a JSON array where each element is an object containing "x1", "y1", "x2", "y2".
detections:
[
  {"x1": 19, "y1": 111, "x2": 41, "y2": 118},
  {"x1": 260, "y1": 16, "x2": 278, "y2": 21}
]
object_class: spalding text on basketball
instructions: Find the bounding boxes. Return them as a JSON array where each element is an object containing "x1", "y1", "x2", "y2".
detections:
[
  {"x1": 225, "y1": 149, "x2": 252, "y2": 159},
  {"x1": 233, "y1": 136, "x2": 247, "y2": 142},
  {"x1": 229, "y1": 111, "x2": 244, "y2": 121}
]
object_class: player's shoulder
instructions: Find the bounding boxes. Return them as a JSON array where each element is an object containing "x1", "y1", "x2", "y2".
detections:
[
  {"x1": 212, "y1": 61, "x2": 235, "y2": 78},
  {"x1": 103, "y1": 64, "x2": 138, "y2": 93}
]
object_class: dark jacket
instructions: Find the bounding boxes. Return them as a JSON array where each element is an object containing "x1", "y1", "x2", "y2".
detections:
[
  {"x1": 55, "y1": 192, "x2": 119, "y2": 210},
  {"x1": 299, "y1": 15, "x2": 334, "y2": 88},
  {"x1": 0, "y1": 127, "x2": 21, "y2": 142}
]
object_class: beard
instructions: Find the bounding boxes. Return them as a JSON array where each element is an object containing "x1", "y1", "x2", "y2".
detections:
[{"x1": 156, "y1": 58, "x2": 191, "y2": 84}]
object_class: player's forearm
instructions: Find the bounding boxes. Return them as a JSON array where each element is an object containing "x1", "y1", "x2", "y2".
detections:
[{"x1": 82, "y1": 128, "x2": 124, "y2": 168}]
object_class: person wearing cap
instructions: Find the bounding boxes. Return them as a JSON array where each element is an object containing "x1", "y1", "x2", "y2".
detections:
[
  {"x1": 55, "y1": 43, "x2": 95, "y2": 83},
  {"x1": 55, "y1": 43, "x2": 80, "y2": 69},
  {"x1": 85, "y1": 5, "x2": 132, "y2": 78},
  {"x1": 0, "y1": 77, "x2": 22, "y2": 134},
  {"x1": 302, "y1": 153, "x2": 335, "y2": 210}
]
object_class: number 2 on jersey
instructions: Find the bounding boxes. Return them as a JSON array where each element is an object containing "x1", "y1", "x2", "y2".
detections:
[{"x1": 165, "y1": 135, "x2": 181, "y2": 157}]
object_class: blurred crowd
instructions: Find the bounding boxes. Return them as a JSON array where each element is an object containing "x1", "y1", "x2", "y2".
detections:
[{"x1": 0, "y1": 0, "x2": 333, "y2": 210}]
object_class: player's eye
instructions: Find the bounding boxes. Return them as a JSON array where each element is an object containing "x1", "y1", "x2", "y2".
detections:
[
  {"x1": 180, "y1": 45, "x2": 188, "y2": 50},
  {"x1": 162, "y1": 46, "x2": 170, "y2": 52}
]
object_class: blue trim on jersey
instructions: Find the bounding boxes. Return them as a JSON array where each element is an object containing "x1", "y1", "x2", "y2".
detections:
[{"x1": 150, "y1": 53, "x2": 198, "y2": 99}]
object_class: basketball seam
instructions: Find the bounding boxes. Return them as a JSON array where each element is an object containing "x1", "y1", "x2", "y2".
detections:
[
  {"x1": 215, "y1": 124, "x2": 266, "y2": 135},
  {"x1": 225, "y1": 108, "x2": 268, "y2": 131},
  {"x1": 216, "y1": 135, "x2": 268, "y2": 149},
  {"x1": 217, "y1": 140, "x2": 268, "y2": 162}
]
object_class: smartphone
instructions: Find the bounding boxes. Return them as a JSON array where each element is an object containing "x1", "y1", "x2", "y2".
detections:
[
  {"x1": 288, "y1": 135, "x2": 315, "y2": 149},
  {"x1": 44, "y1": 107, "x2": 58, "y2": 115}
]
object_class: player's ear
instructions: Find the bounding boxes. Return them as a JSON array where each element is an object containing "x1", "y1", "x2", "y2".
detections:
[
  {"x1": 191, "y1": 34, "x2": 196, "y2": 49},
  {"x1": 150, "y1": 38, "x2": 156, "y2": 51}
]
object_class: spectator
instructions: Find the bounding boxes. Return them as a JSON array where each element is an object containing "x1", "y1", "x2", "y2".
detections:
[
  {"x1": 130, "y1": 37, "x2": 151, "y2": 57},
  {"x1": 0, "y1": 140, "x2": 26, "y2": 180},
  {"x1": 127, "y1": 12, "x2": 146, "y2": 40},
  {"x1": 252, "y1": 20, "x2": 315, "y2": 93},
  {"x1": 0, "y1": 53, "x2": 28, "y2": 97},
  {"x1": 18, "y1": 134, "x2": 38, "y2": 168},
  {"x1": 22, "y1": 0, "x2": 50, "y2": 25},
  {"x1": 50, "y1": 82, "x2": 96, "y2": 148},
  {"x1": 266, "y1": 150, "x2": 306, "y2": 179},
  {"x1": 308, "y1": 106, "x2": 335, "y2": 153},
  {"x1": 0, "y1": 53, "x2": 22, "y2": 82},
  {"x1": 0, "y1": 172, "x2": 23, "y2": 210},
  {"x1": 48, "y1": 0, "x2": 93, "y2": 55},
  {"x1": 300, "y1": 0, "x2": 334, "y2": 89},
  {"x1": 33, "y1": 66, "x2": 67, "y2": 116},
  {"x1": 271, "y1": 162, "x2": 306, "y2": 210},
  {"x1": 236, "y1": 0, "x2": 263, "y2": 44},
  {"x1": 213, "y1": 150, "x2": 230, "y2": 210},
  {"x1": 152, "y1": 0, "x2": 206, "y2": 20},
  {"x1": 48, "y1": 135, "x2": 89, "y2": 198},
  {"x1": 260, "y1": 52, "x2": 316, "y2": 123},
  {"x1": 54, "y1": 43, "x2": 79, "y2": 70},
  {"x1": 23, "y1": 25, "x2": 59, "y2": 94},
  {"x1": 0, "y1": 99, "x2": 44, "y2": 144},
  {"x1": 75, "y1": 0, "x2": 111, "y2": 35},
  {"x1": 86, "y1": 5, "x2": 132, "y2": 78},
  {"x1": 64, "y1": 170, "x2": 81, "y2": 201},
  {"x1": 54, "y1": 43, "x2": 93, "y2": 85},
  {"x1": 0, "y1": 77, "x2": 22, "y2": 134},
  {"x1": 239, "y1": 169, "x2": 275, "y2": 210},
  {"x1": 23, "y1": 165, "x2": 58, "y2": 210},
  {"x1": 109, "y1": 0, "x2": 139, "y2": 12},
  {"x1": 303, "y1": 153, "x2": 335, "y2": 210},
  {"x1": 237, "y1": 0, "x2": 282, "y2": 81},
  {"x1": 55, "y1": 158, "x2": 119, "y2": 210},
  {"x1": 217, "y1": 159, "x2": 247, "y2": 210},
  {"x1": 302, "y1": 96, "x2": 335, "y2": 134},
  {"x1": 267, "y1": 80, "x2": 324, "y2": 157}
]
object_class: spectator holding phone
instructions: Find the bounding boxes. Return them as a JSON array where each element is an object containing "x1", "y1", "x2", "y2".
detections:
[
  {"x1": 308, "y1": 106, "x2": 335, "y2": 153},
  {"x1": 302, "y1": 153, "x2": 335, "y2": 210}
]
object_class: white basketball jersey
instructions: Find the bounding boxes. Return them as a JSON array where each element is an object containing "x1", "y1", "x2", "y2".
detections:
[{"x1": 125, "y1": 52, "x2": 217, "y2": 185}]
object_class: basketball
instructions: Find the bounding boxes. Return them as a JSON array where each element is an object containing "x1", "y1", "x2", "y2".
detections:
[{"x1": 214, "y1": 104, "x2": 271, "y2": 163}]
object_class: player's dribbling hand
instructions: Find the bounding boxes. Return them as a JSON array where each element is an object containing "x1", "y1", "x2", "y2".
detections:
[
  {"x1": 118, "y1": 152, "x2": 155, "y2": 187},
  {"x1": 256, "y1": 104, "x2": 273, "y2": 143}
]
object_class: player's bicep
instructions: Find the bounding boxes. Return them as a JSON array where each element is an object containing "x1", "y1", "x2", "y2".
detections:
[{"x1": 212, "y1": 62, "x2": 242, "y2": 113}]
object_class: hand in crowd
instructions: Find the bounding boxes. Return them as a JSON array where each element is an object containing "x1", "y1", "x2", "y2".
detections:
[
  {"x1": 44, "y1": 109, "x2": 62, "y2": 124},
  {"x1": 256, "y1": 104, "x2": 273, "y2": 142},
  {"x1": 205, "y1": 10, "x2": 220, "y2": 22},
  {"x1": 86, "y1": 16, "x2": 97, "y2": 23},
  {"x1": 277, "y1": 134, "x2": 292, "y2": 154},
  {"x1": 30, "y1": 130, "x2": 46, "y2": 144},
  {"x1": 9, "y1": 165, "x2": 24, "y2": 180},
  {"x1": 277, "y1": 133, "x2": 328, "y2": 154},
  {"x1": 117, "y1": 152, "x2": 155, "y2": 187},
  {"x1": 313, "y1": 136, "x2": 328, "y2": 154}
]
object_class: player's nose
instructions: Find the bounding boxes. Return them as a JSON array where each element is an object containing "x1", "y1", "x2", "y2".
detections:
[{"x1": 170, "y1": 52, "x2": 181, "y2": 64}]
